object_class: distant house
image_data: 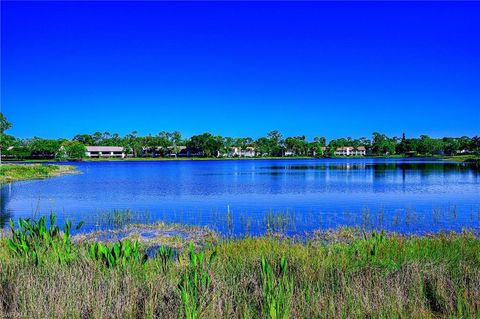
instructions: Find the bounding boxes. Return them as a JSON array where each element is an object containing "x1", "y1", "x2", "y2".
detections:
[
  {"x1": 167, "y1": 146, "x2": 187, "y2": 157},
  {"x1": 86, "y1": 146, "x2": 125, "y2": 158},
  {"x1": 1, "y1": 146, "x2": 16, "y2": 160},
  {"x1": 229, "y1": 147, "x2": 255, "y2": 157},
  {"x1": 178, "y1": 147, "x2": 203, "y2": 157},
  {"x1": 142, "y1": 146, "x2": 187, "y2": 157},
  {"x1": 335, "y1": 146, "x2": 366, "y2": 156},
  {"x1": 141, "y1": 147, "x2": 158, "y2": 157}
]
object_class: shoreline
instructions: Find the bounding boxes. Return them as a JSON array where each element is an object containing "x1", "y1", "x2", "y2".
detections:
[
  {"x1": 0, "y1": 163, "x2": 78, "y2": 183},
  {"x1": 3, "y1": 154, "x2": 478, "y2": 163},
  {"x1": 72, "y1": 223, "x2": 480, "y2": 249}
]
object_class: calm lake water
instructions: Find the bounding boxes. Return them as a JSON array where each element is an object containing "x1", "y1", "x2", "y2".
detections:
[{"x1": 1, "y1": 158, "x2": 479, "y2": 236}]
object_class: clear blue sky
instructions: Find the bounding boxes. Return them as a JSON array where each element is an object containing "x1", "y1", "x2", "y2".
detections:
[{"x1": 2, "y1": 1, "x2": 479, "y2": 140}]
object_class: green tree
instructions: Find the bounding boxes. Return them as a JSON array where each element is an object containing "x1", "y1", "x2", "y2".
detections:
[
  {"x1": 267, "y1": 130, "x2": 284, "y2": 156},
  {"x1": 442, "y1": 137, "x2": 459, "y2": 156},
  {"x1": 58, "y1": 141, "x2": 87, "y2": 160},
  {"x1": 29, "y1": 138, "x2": 61, "y2": 158},
  {"x1": 371, "y1": 132, "x2": 396, "y2": 155},
  {"x1": 221, "y1": 137, "x2": 235, "y2": 156},
  {"x1": 73, "y1": 134, "x2": 94, "y2": 145},
  {"x1": 154, "y1": 131, "x2": 173, "y2": 156},
  {"x1": 187, "y1": 133, "x2": 223, "y2": 157},
  {"x1": 254, "y1": 137, "x2": 272, "y2": 157},
  {"x1": 313, "y1": 136, "x2": 326, "y2": 147},
  {"x1": 103, "y1": 132, "x2": 122, "y2": 146},
  {"x1": 417, "y1": 135, "x2": 441, "y2": 155},
  {"x1": 169, "y1": 131, "x2": 182, "y2": 158},
  {"x1": 308, "y1": 136, "x2": 327, "y2": 157},
  {"x1": 458, "y1": 136, "x2": 472, "y2": 152},
  {"x1": 471, "y1": 136, "x2": 480, "y2": 153},
  {"x1": 285, "y1": 136, "x2": 308, "y2": 156},
  {"x1": 124, "y1": 131, "x2": 142, "y2": 157},
  {"x1": 0, "y1": 113, "x2": 14, "y2": 152},
  {"x1": 0, "y1": 113, "x2": 12, "y2": 133},
  {"x1": 92, "y1": 132, "x2": 103, "y2": 145}
]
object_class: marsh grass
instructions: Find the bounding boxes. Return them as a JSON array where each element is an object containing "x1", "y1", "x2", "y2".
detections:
[
  {"x1": 1, "y1": 214, "x2": 480, "y2": 318},
  {"x1": 0, "y1": 164, "x2": 77, "y2": 183},
  {"x1": 213, "y1": 204, "x2": 480, "y2": 238},
  {"x1": 95, "y1": 209, "x2": 151, "y2": 229},
  {"x1": 263, "y1": 210, "x2": 295, "y2": 234}
]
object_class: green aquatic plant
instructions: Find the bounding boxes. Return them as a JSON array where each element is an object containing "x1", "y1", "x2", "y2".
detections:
[
  {"x1": 261, "y1": 256, "x2": 293, "y2": 319},
  {"x1": 6, "y1": 214, "x2": 82, "y2": 265},
  {"x1": 362, "y1": 230, "x2": 385, "y2": 256},
  {"x1": 178, "y1": 243, "x2": 217, "y2": 319},
  {"x1": 156, "y1": 245, "x2": 174, "y2": 273},
  {"x1": 1, "y1": 229, "x2": 480, "y2": 318},
  {"x1": 263, "y1": 210, "x2": 295, "y2": 234},
  {"x1": 95, "y1": 208, "x2": 151, "y2": 229},
  {"x1": 88, "y1": 240, "x2": 147, "y2": 268},
  {"x1": 226, "y1": 206, "x2": 233, "y2": 236}
]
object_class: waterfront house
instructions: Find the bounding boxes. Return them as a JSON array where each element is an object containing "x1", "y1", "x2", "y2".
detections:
[
  {"x1": 229, "y1": 147, "x2": 255, "y2": 157},
  {"x1": 142, "y1": 145, "x2": 187, "y2": 157},
  {"x1": 178, "y1": 147, "x2": 203, "y2": 157},
  {"x1": 167, "y1": 145, "x2": 186, "y2": 157},
  {"x1": 335, "y1": 146, "x2": 366, "y2": 156},
  {"x1": 85, "y1": 146, "x2": 126, "y2": 158}
]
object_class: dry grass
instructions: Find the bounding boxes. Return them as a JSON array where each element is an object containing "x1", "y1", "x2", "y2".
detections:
[{"x1": 0, "y1": 229, "x2": 479, "y2": 318}]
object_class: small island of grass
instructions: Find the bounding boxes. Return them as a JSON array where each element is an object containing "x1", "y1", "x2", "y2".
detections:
[{"x1": 0, "y1": 164, "x2": 77, "y2": 183}]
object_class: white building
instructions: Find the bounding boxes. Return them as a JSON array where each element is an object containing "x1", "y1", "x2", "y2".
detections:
[
  {"x1": 86, "y1": 146, "x2": 126, "y2": 158},
  {"x1": 335, "y1": 146, "x2": 366, "y2": 156},
  {"x1": 229, "y1": 146, "x2": 255, "y2": 157}
]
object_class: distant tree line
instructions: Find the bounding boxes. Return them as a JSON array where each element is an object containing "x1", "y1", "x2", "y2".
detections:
[{"x1": 0, "y1": 113, "x2": 479, "y2": 160}]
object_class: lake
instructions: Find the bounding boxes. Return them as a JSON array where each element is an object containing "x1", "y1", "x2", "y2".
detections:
[{"x1": 1, "y1": 158, "x2": 479, "y2": 236}]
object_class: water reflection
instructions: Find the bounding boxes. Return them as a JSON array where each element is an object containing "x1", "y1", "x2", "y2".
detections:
[
  {"x1": 260, "y1": 162, "x2": 478, "y2": 175},
  {"x1": 1, "y1": 159, "x2": 479, "y2": 235},
  {"x1": 0, "y1": 184, "x2": 13, "y2": 228}
]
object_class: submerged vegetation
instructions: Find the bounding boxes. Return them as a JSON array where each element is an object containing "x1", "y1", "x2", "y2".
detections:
[
  {"x1": 1, "y1": 214, "x2": 480, "y2": 318},
  {"x1": 0, "y1": 164, "x2": 77, "y2": 183}
]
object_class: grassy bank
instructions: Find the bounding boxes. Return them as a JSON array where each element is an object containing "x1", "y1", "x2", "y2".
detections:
[
  {"x1": 0, "y1": 217, "x2": 479, "y2": 318},
  {"x1": 440, "y1": 155, "x2": 480, "y2": 163},
  {"x1": 0, "y1": 164, "x2": 77, "y2": 183}
]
